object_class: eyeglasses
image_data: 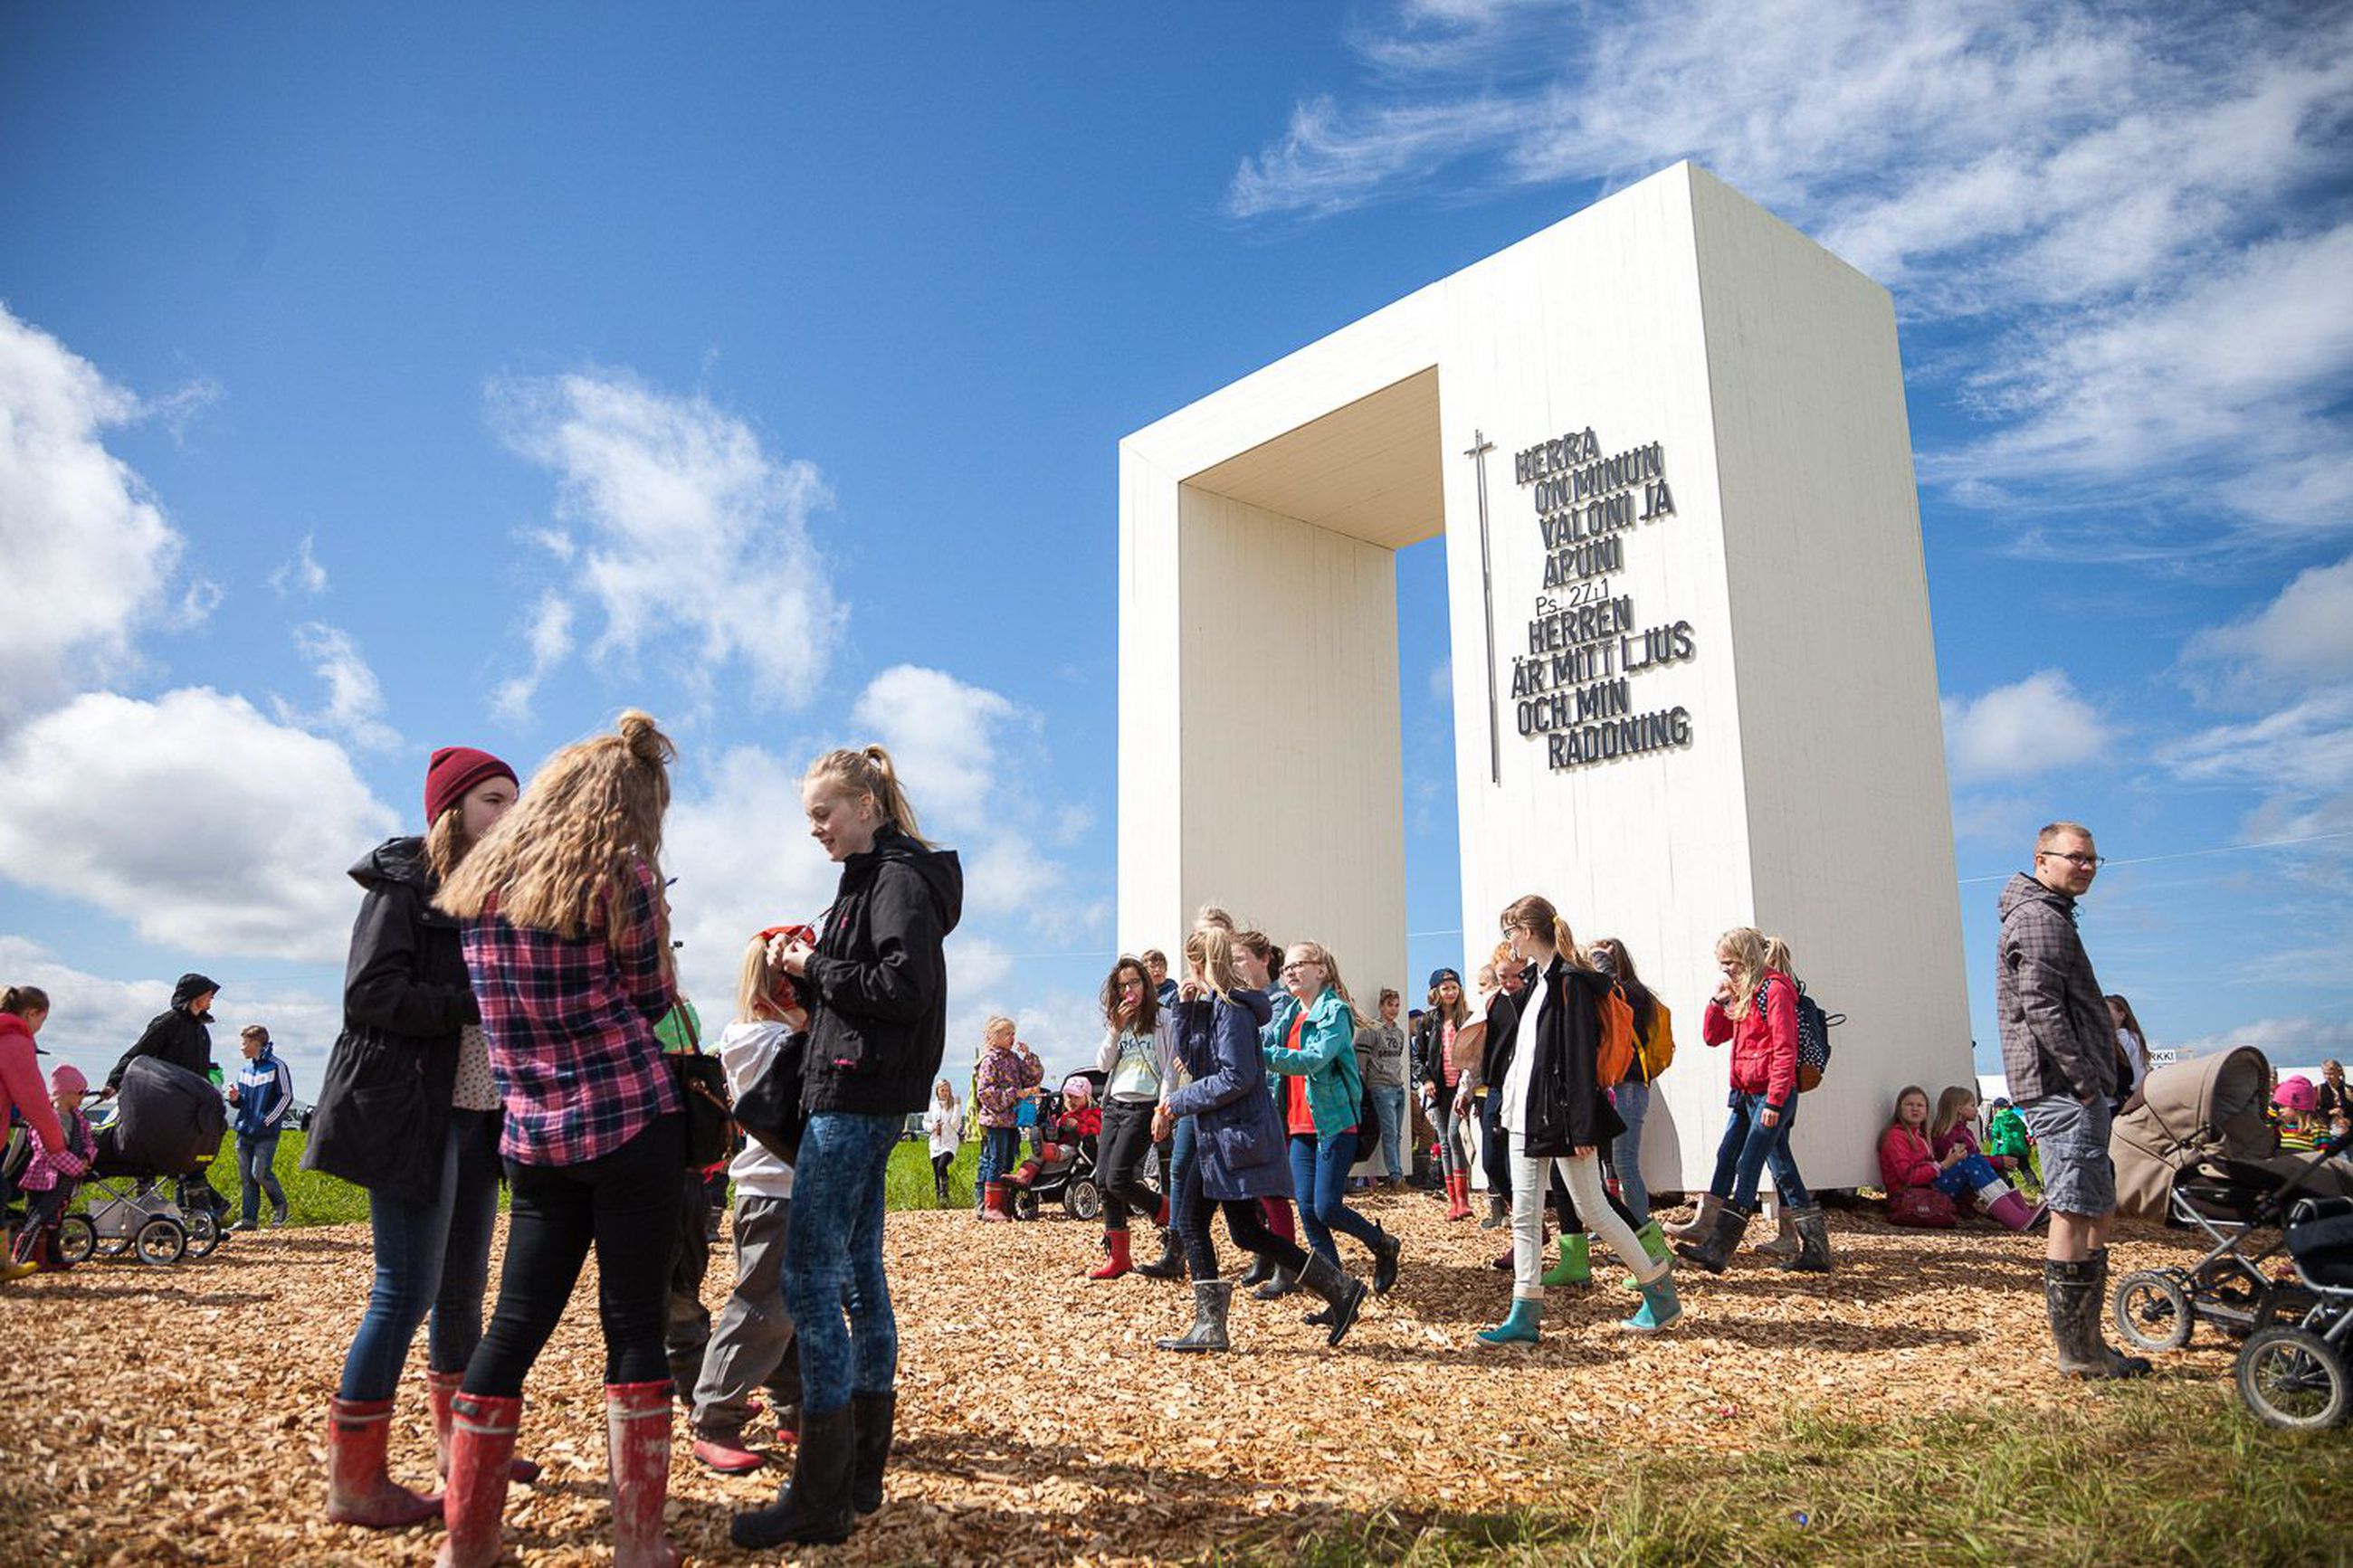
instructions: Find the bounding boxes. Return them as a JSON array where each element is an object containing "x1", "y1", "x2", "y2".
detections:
[{"x1": 2038, "y1": 850, "x2": 2106, "y2": 870}]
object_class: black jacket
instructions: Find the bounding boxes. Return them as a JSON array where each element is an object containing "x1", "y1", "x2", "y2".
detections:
[
  {"x1": 1512, "y1": 956, "x2": 1624, "y2": 1157},
  {"x1": 301, "y1": 837, "x2": 494, "y2": 1201},
  {"x1": 1411, "y1": 1006, "x2": 1474, "y2": 1099},
  {"x1": 1476, "y1": 988, "x2": 1521, "y2": 1089},
  {"x1": 108, "y1": 1003, "x2": 214, "y2": 1091},
  {"x1": 798, "y1": 826, "x2": 965, "y2": 1118}
]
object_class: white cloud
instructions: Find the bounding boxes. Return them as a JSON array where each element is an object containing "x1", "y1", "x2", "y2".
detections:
[
  {"x1": 2171, "y1": 1012, "x2": 2353, "y2": 1068},
  {"x1": 272, "y1": 622, "x2": 400, "y2": 752},
  {"x1": 1941, "y1": 670, "x2": 2112, "y2": 782},
  {"x1": 490, "y1": 591, "x2": 577, "y2": 724},
  {"x1": 0, "y1": 302, "x2": 186, "y2": 724},
  {"x1": 849, "y1": 664, "x2": 1029, "y2": 837},
  {"x1": 491, "y1": 369, "x2": 844, "y2": 716},
  {"x1": 2172, "y1": 687, "x2": 2353, "y2": 798},
  {"x1": 0, "y1": 935, "x2": 342, "y2": 1098},
  {"x1": 2182, "y1": 555, "x2": 2353, "y2": 703},
  {"x1": 1224, "y1": 1, "x2": 2353, "y2": 539},
  {"x1": 0, "y1": 688, "x2": 399, "y2": 962},
  {"x1": 268, "y1": 533, "x2": 329, "y2": 597}
]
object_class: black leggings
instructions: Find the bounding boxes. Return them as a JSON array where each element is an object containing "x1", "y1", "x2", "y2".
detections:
[
  {"x1": 1097, "y1": 1098, "x2": 1164, "y2": 1230},
  {"x1": 1174, "y1": 1145, "x2": 1308, "y2": 1281},
  {"x1": 1550, "y1": 1164, "x2": 1640, "y2": 1234},
  {"x1": 463, "y1": 1113, "x2": 684, "y2": 1397},
  {"x1": 930, "y1": 1151, "x2": 953, "y2": 1198}
]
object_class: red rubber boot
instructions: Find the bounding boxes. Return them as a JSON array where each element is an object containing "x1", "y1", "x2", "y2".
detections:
[
  {"x1": 433, "y1": 1392, "x2": 520, "y2": 1568},
  {"x1": 325, "y1": 1396, "x2": 441, "y2": 1529},
  {"x1": 605, "y1": 1381, "x2": 681, "y2": 1568},
  {"x1": 1088, "y1": 1229, "x2": 1133, "y2": 1280},
  {"x1": 428, "y1": 1371, "x2": 543, "y2": 1486},
  {"x1": 1446, "y1": 1173, "x2": 1474, "y2": 1221}
]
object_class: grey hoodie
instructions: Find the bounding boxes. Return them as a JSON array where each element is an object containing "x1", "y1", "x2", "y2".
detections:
[{"x1": 1995, "y1": 871, "x2": 2115, "y2": 1104}]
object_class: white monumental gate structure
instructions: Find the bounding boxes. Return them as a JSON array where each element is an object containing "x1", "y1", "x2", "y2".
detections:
[{"x1": 1117, "y1": 163, "x2": 1972, "y2": 1193}]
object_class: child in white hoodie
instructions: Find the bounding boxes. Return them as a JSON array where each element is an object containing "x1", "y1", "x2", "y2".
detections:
[{"x1": 689, "y1": 936, "x2": 802, "y2": 1475}]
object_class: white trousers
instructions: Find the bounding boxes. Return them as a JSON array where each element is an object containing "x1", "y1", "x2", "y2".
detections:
[{"x1": 1510, "y1": 1134, "x2": 1664, "y2": 1301}]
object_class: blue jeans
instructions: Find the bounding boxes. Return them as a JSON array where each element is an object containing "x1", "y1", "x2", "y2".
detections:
[
  {"x1": 338, "y1": 1108, "x2": 502, "y2": 1401},
  {"x1": 1610, "y1": 1080, "x2": 1651, "y2": 1225},
  {"x1": 1285, "y1": 1131, "x2": 1385, "y2": 1266},
  {"x1": 236, "y1": 1132, "x2": 285, "y2": 1225},
  {"x1": 786, "y1": 1110, "x2": 901, "y2": 1418},
  {"x1": 1371, "y1": 1086, "x2": 1408, "y2": 1179},
  {"x1": 1709, "y1": 1089, "x2": 1811, "y2": 1211},
  {"x1": 975, "y1": 1126, "x2": 1019, "y2": 1210}
]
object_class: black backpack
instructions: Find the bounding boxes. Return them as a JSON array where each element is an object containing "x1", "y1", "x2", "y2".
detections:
[{"x1": 1789, "y1": 978, "x2": 1844, "y2": 1093}]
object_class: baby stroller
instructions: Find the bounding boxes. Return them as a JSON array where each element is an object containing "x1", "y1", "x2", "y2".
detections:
[
  {"x1": 55, "y1": 1057, "x2": 227, "y2": 1267},
  {"x1": 2109, "y1": 1048, "x2": 2353, "y2": 1353},
  {"x1": 1004, "y1": 1076, "x2": 1102, "y2": 1221},
  {"x1": 2234, "y1": 1177, "x2": 2353, "y2": 1430}
]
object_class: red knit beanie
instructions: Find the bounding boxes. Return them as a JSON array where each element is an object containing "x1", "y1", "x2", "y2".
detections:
[{"x1": 424, "y1": 746, "x2": 519, "y2": 825}]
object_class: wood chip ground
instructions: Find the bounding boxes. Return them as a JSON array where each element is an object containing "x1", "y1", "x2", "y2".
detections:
[{"x1": 0, "y1": 1193, "x2": 2242, "y2": 1564}]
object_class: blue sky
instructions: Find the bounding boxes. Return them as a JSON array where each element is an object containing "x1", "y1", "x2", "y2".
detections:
[{"x1": 4, "y1": 1, "x2": 2349, "y2": 1097}]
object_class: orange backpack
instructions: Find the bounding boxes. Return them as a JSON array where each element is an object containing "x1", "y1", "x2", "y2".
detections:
[{"x1": 1596, "y1": 984, "x2": 1637, "y2": 1088}]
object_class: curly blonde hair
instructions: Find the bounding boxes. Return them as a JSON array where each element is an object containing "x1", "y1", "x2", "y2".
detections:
[{"x1": 437, "y1": 710, "x2": 675, "y2": 943}]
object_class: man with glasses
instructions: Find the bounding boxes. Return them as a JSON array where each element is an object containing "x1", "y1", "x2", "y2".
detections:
[{"x1": 1997, "y1": 821, "x2": 2148, "y2": 1380}]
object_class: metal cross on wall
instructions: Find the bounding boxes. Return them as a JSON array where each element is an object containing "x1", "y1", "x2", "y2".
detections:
[{"x1": 1465, "y1": 428, "x2": 1501, "y2": 785}]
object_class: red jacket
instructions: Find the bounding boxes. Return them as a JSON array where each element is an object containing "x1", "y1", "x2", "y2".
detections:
[
  {"x1": 0, "y1": 1014, "x2": 64, "y2": 1158},
  {"x1": 1878, "y1": 1126, "x2": 1939, "y2": 1193},
  {"x1": 1700, "y1": 971, "x2": 1799, "y2": 1106}
]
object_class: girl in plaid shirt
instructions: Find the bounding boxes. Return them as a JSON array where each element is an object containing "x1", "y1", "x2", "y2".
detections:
[{"x1": 434, "y1": 711, "x2": 685, "y2": 1568}]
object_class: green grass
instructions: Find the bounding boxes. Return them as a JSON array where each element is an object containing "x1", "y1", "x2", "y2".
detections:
[
  {"x1": 1246, "y1": 1383, "x2": 2351, "y2": 1567},
  {"x1": 197, "y1": 1127, "x2": 370, "y2": 1226},
  {"x1": 172, "y1": 1129, "x2": 984, "y2": 1227}
]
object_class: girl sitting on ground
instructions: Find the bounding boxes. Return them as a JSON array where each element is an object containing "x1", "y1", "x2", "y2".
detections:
[{"x1": 1879, "y1": 1085, "x2": 1959, "y2": 1224}]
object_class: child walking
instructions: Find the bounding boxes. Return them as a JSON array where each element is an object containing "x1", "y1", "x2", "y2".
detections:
[{"x1": 11, "y1": 1064, "x2": 95, "y2": 1271}]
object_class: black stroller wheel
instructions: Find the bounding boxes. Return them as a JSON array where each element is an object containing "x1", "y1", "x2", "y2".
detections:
[
  {"x1": 183, "y1": 1209, "x2": 223, "y2": 1259},
  {"x1": 1065, "y1": 1178, "x2": 1102, "y2": 1222},
  {"x1": 2236, "y1": 1326, "x2": 2350, "y2": 1430},
  {"x1": 2111, "y1": 1269, "x2": 2194, "y2": 1354},
  {"x1": 54, "y1": 1215, "x2": 95, "y2": 1265},
  {"x1": 1013, "y1": 1188, "x2": 1040, "y2": 1222},
  {"x1": 135, "y1": 1216, "x2": 188, "y2": 1266}
]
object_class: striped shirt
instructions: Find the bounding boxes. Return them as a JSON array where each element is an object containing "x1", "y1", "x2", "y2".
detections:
[{"x1": 460, "y1": 857, "x2": 680, "y2": 1166}]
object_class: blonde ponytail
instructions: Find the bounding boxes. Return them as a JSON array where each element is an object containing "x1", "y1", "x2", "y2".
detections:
[{"x1": 806, "y1": 745, "x2": 931, "y2": 848}]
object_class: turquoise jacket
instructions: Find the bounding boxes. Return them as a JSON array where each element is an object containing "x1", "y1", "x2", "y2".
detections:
[{"x1": 1262, "y1": 987, "x2": 1363, "y2": 1137}]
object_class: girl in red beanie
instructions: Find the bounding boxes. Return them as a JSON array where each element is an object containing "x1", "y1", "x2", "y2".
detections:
[{"x1": 305, "y1": 744, "x2": 522, "y2": 1531}]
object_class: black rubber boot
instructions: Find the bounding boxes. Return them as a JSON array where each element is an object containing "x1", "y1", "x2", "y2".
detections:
[
  {"x1": 1235, "y1": 1253, "x2": 1272, "y2": 1288},
  {"x1": 2084, "y1": 1251, "x2": 2152, "y2": 1379},
  {"x1": 1156, "y1": 1281, "x2": 1233, "y2": 1353},
  {"x1": 729, "y1": 1405, "x2": 856, "y2": 1548},
  {"x1": 1135, "y1": 1228, "x2": 1187, "y2": 1280},
  {"x1": 849, "y1": 1392, "x2": 894, "y2": 1516},
  {"x1": 1296, "y1": 1253, "x2": 1368, "y2": 1346},
  {"x1": 1369, "y1": 1225, "x2": 1402, "y2": 1296},
  {"x1": 1773, "y1": 1205, "x2": 1833, "y2": 1274},
  {"x1": 1672, "y1": 1201, "x2": 1752, "y2": 1275},
  {"x1": 1252, "y1": 1264, "x2": 1297, "y2": 1300}
]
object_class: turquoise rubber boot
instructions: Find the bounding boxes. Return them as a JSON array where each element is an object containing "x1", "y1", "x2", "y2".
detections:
[
  {"x1": 1619, "y1": 1272, "x2": 1681, "y2": 1334},
  {"x1": 1475, "y1": 1297, "x2": 1543, "y2": 1347}
]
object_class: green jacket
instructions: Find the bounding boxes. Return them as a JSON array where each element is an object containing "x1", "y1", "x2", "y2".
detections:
[{"x1": 1262, "y1": 988, "x2": 1363, "y2": 1137}]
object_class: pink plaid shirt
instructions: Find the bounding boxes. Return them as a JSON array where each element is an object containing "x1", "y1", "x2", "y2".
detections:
[{"x1": 460, "y1": 857, "x2": 680, "y2": 1167}]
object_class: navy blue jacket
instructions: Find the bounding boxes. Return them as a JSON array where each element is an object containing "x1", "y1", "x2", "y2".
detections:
[{"x1": 1166, "y1": 986, "x2": 1290, "y2": 1202}]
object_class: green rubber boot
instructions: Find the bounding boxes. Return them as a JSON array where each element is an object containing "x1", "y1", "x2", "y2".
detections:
[
  {"x1": 1539, "y1": 1233, "x2": 1591, "y2": 1288},
  {"x1": 1620, "y1": 1221, "x2": 1672, "y2": 1289}
]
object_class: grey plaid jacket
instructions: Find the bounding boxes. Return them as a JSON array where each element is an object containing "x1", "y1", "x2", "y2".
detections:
[{"x1": 1995, "y1": 872, "x2": 2115, "y2": 1103}]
